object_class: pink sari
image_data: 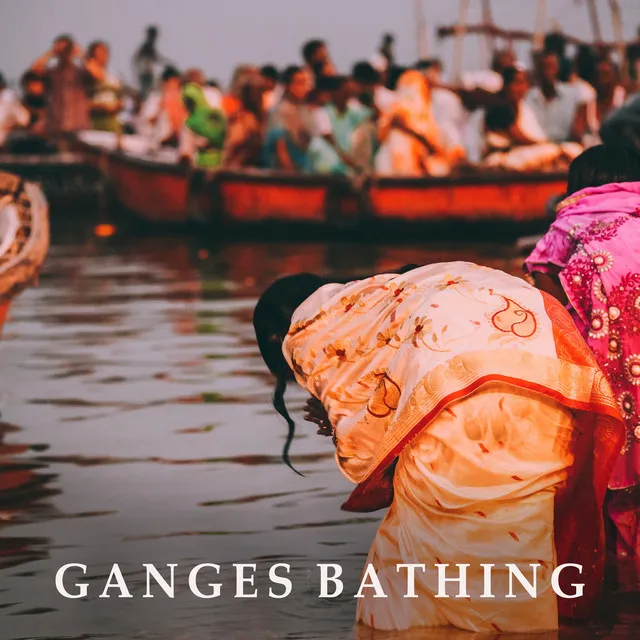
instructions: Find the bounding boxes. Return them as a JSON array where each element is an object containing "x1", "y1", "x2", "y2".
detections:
[{"x1": 525, "y1": 182, "x2": 640, "y2": 557}]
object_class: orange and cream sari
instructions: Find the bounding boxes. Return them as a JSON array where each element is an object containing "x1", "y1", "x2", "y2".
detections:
[
  {"x1": 283, "y1": 262, "x2": 624, "y2": 633},
  {"x1": 375, "y1": 70, "x2": 465, "y2": 177}
]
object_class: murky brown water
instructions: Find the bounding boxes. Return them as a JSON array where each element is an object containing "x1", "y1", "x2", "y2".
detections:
[{"x1": 0, "y1": 217, "x2": 637, "y2": 639}]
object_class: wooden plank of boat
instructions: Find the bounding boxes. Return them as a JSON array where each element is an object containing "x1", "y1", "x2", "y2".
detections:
[
  {"x1": 367, "y1": 171, "x2": 567, "y2": 222},
  {"x1": 0, "y1": 172, "x2": 50, "y2": 334},
  {"x1": 211, "y1": 169, "x2": 356, "y2": 226},
  {"x1": 74, "y1": 131, "x2": 203, "y2": 224}
]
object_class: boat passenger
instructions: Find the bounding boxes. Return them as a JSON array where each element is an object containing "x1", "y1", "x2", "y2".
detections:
[
  {"x1": 253, "y1": 263, "x2": 624, "y2": 633},
  {"x1": 574, "y1": 57, "x2": 627, "y2": 148},
  {"x1": 525, "y1": 144, "x2": 640, "y2": 563},
  {"x1": 569, "y1": 45, "x2": 598, "y2": 106},
  {"x1": 19, "y1": 71, "x2": 47, "y2": 137},
  {"x1": 222, "y1": 65, "x2": 260, "y2": 119},
  {"x1": 179, "y1": 83, "x2": 226, "y2": 169},
  {"x1": 375, "y1": 70, "x2": 465, "y2": 177},
  {"x1": 301, "y1": 39, "x2": 336, "y2": 89},
  {"x1": 370, "y1": 33, "x2": 395, "y2": 87},
  {"x1": 30, "y1": 34, "x2": 91, "y2": 136},
  {"x1": 483, "y1": 66, "x2": 582, "y2": 172},
  {"x1": 417, "y1": 58, "x2": 468, "y2": 151},
  {"x1": 138, "y1": 65, "x2": 186, "y2": 147},
  {"x1": 85, "y1": 41, "x2": 123, "y2": 134},
  {"x1": 132, "y1": 26, "x2": 166, "y2": 100},
  {"x1": 526, "y1": 50, "x2": 581, "y2": 144},
  {"x1": 308, "y1": 75, "x2": 371, "y2": 175},
  {"x1": 263, "y1": 66, "x2": 314, "y2": 172},
  {"x1": 350, "y1": 61, "x2": 397, "y2": 116},
  {"x1": 260, "y1": 65, "x2": 280, "y2": 113},
  {"x1": 221, "y1": 80, "x2": 264, "y2": 169},
  {"x1": 0, "y1": 73, "x2": 30, "y2": 148},
  {"x1": 543, "y1": 31, "x2": 572, "y2": 83}
]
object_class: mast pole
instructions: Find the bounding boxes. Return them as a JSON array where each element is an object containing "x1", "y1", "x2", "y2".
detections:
[
  {"x1": 587, "y1": 0, "x2": 602, "y2": 43},
  {"x1": 452, "y1": 0, "x2": 471, "y2": 82},
  {"x1": 533, "y1": 0, "x2": 548, "y2": 51},
  {"x1": 481, "y1": 0, "x2": 495, "y2": 68},
  {"x1": 609, "y1": 0, "x2": 629, "y2": 83},
  {"x1": 414, "y1": 0, "x2": 429, "y2": 59}
]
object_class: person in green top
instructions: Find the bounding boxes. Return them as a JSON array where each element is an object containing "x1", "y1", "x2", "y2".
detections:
[{"x1": 181, "y1": 83, "x2": 227, "y2": 168}]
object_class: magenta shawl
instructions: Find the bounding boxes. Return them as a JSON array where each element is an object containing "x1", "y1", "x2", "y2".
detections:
[{"x1": 525, "y1": 182, "x2": 640, "y2": 490}]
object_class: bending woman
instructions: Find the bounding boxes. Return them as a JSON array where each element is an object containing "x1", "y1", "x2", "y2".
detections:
[
  {"x1": 525, "y1": 144, "x2": 640, "y2": 561},
  {"x1": 254, "y1": 262, "x2": 624, "y2": 633}
]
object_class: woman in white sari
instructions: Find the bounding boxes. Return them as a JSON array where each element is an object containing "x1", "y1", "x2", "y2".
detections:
[
  {"x1": 253, "y1": 263, "x2": 624, "y2": 634},
  {"x1": 484, "y1": 67, "x2": 582, "y2": 171}
]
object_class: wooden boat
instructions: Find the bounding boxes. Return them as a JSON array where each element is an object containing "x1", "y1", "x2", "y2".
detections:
[
  {"x1": 75, "y1": 131, "x2": 568, "y2": 228},
  {"x1": 0, "y1": 171, "x2": 50, "y2": 333},
  {"x1": 74, "y1": 131, "x2": 209, "y2": 224},
  {"x1": 364, "y1": 172, "x2": 567, "y2": 224},
  {"x1": 0, "y1": 134, "x2": 102, "y2": 203}
]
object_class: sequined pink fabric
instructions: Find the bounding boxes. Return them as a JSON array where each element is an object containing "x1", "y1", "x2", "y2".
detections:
[{"x1": 525, "y1": 182, "x2": 640, "y2": 496}]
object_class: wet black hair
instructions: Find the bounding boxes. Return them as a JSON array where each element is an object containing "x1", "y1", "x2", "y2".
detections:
[
  {"x1": 566, "y1": 144, "x2": 640, "y2": 196},
  {"x1": 161, "y1": 65, "x2": 181, "y2": 82},
  {"x1": 254, "y1": 265, "x2": 420, "y2": 473},
  {"x1": 351, "y1": 61, "x2": 380, "y2": 85},
  {"x1": 301, "y1": 40, "x2": 326, "y2": 64},
  {"x1": 260, "y1": 65, "x2": 279, "y2": 83}
]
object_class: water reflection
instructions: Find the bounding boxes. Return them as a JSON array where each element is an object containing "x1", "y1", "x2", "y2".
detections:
[{"x1": 0, "y1": 221, "x2": 636, "y2": 638}]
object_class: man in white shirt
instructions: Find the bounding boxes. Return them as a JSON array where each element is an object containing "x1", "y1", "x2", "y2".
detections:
[
  {"x1": 526, "y1": 51, "x2": 581, "y2": 143},
  {"x1": 0, "y1": 74, "x2": 30, "y2": 148}
]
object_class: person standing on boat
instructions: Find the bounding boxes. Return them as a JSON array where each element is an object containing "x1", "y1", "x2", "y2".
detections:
[
  {"x1": 525, "y1": 144, "x2": 640, "y2": 563},
  {"x1": 253, "y1": 263, "x2": 624, "y2": 633},
  {"x1": 85, "y1": 41, "x2": 123, "y2": 134},
  {"x1": 263, "y1": 66, "x2": 313, "y2": 172},
  {"x1": 132, "y1": 26, "x2": 166, "y2": 100},
  {"x1": 375, "y1": 70, "x2": 465, "y2": 177},
  {"x1": 30, "y1": 35, "x2": 91, "y2": 137},
  {"x1": 526, "y1": 51, "x2": 582, "y2": 144},
  {"x1": 573, "y1": 57, "x2": 627, "y2": 148}
]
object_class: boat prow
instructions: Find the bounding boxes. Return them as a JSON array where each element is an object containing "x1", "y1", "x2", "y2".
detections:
[{"x1": 0, "y1": 172, "x2": 50, "y2": 333}]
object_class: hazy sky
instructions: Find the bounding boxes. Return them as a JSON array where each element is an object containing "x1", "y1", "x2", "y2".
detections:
[{"x1": 2, "y1": 0, "x2": 640, "y2": 86}]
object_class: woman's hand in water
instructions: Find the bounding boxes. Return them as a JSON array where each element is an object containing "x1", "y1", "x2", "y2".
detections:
[{"x1": 304, "y1": 397, "x2": 332, "y2": 436}]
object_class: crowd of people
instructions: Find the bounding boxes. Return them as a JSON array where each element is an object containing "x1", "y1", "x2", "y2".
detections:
[{"x1": 1, "y1": 26, "x2": 639, "y2": 175}]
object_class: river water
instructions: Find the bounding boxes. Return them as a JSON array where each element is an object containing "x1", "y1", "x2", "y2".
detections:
[{"x1": 0, "y1": 213, "x2": 637, "y2": 639}]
